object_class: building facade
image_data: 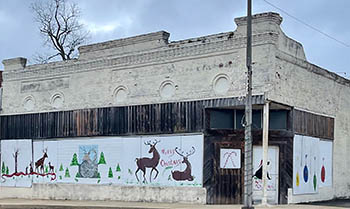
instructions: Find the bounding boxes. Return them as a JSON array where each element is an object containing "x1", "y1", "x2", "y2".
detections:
[{"x1": 0, "y1": 12, "x2": 349, "y2": 204}]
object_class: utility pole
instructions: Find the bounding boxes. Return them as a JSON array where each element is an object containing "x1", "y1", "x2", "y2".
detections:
[{"x1": 242, "y1": 0, "x2": 254, "y2": 208}]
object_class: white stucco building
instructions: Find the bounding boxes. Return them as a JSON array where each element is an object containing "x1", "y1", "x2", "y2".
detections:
[{"x1": 0, "y1": 12, "x2": 349, "y2": 204}]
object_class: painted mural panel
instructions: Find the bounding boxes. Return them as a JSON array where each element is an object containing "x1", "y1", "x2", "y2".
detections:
[
  {"x1": 56, "y1": 138, "x2": 125, "y2": 184},
  {"x1": 252, "y1": 146, "x2": 279, "y2": 204},
  {"x1": 33, "y1": 141, "x2": 58, "y2": 183},
  {"x1": 293, "y1": 135, "x2": 320, "y2": 195},
  {"x1": 0, "y1": 135, "x2": 203, "y2": 187},
  {"x1": 133, "y1": 135, "x2": 203, "y2": 187},
  {"x1": 1, "y1": 140, "x2": 32, "y2": 187},
  {"x1": 319, "y1": 140, "x2": 333, "y2": 187}
]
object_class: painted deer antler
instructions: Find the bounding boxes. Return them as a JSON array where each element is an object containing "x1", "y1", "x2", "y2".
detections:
[
  {"x1": 175, "y1": 147, "x2": 185, "y2": 157},
  {"x1": 144, "y1": 139, "x2": 160, "y2": 146},
  {"x1": 144, "y1": 140, "x2": 152, "y2": 146},
  {"x1": 175, "y1": 146, "x2": 195, "y2": 158},
  {"x1": 152, "y1": 139, "x2": 160, "y2": 145}
]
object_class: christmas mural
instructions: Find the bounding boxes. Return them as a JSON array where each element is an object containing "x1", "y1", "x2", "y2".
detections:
[
  {"x1": 293, "y1": 135, "x2": 319, "y2": 194},
  {"x1": 252, "y1": 146, "x2": 279, "y2": 204},
  {"x1": 293, "y1": 135, "x2": 333, "y2": 195},
  {"x1": 1, "y1": 140, "x2": 33, "y2": 187},
  {"x1": 318, "y1": 140, "x2": 333, "y2": 187},
  {"x1": 0, "y1": 135, "x2": 203, "y2": 187},
  {"x1": 33, "y1": 141, "x2": 58, "y2": 183}
]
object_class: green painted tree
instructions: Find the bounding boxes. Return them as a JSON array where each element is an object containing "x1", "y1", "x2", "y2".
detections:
[
  {"x1": 116, "y1": 163, "x2": 121, "y2": 172},
  {"x1": 45, "y1": 165, "x2": 49, "y2": 173},
  {"x1": 108, "y1": 167, "x2": 113, "y2": 178},
  {"x1": 98, "y1": 152, "x2": 106, "y2": 164},
  {"x1": 59, "y1": 164, "x2": 64, "y2": 171},
  {"x1": 70, "y1": 153, "x2": 79, "y2": 166},
  {"x1": 65, "y1": 168, "x2": 70, "y2": 178},
  {"x1": 75, "y1": 172, "x2": 81, "y2": 178},
  {"x1": 5, "y1": 166, "x2": 9, "y2": 175},
  {"x1": 1, "y1": 162, "x2": 5, "y2": 174}
]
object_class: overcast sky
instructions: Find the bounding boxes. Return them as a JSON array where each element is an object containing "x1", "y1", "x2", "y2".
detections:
[{"x1": 0, "y1": 0, "x2": 349, "y2": 78}]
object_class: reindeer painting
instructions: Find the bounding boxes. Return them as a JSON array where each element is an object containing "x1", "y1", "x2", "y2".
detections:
[
  {"x1": 135, "y1": 139, "x2": 160, "y2": 183},
  {"x1": 35, "y1": 148, "x2": 48, "y2": 174},
  {"x1": 172, "y1": 146, "x2": 195, "y2": 181},
  {"x1": 48, "y1": 162, "x2": 54, "y2": 173}
]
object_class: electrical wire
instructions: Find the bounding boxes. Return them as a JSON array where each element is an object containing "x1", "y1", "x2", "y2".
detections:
[{"x1": 262, "y1": 0, "x2": 350, "y2": 48}]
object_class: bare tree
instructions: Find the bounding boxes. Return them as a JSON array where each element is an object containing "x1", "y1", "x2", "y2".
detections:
[
  {"x1": 12, "y1": 148, "x2": 20, "y2": 173},
  {"x1": 31, "y1": 0, "x2": 89, "y2": 63}
]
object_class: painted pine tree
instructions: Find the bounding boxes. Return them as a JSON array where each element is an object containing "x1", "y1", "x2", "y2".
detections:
[
  {"x1": 98, "y1": 152, "x2": 106, "y2": 164},
  {"x1": 108, "y1": 167, "x2": 113, "y2": 178},
  {"x1": 59, "y1": 164, "x2": 64, "y2": 171},
  {"x1": 65, "y1": 168, "x2": 70, "y2": 178},
  {"x1": 116, "y1": 163, "x2": 121, "y2": 172},
  {"x1": 1, "y1": 162, "x2": 5, "y2": 174},
  {"x1": 70, "y1": 153, "x2": 79, "y2": 166},
  {"x1": 115, "y1": 163, "x2": 121, "y2": 180}
]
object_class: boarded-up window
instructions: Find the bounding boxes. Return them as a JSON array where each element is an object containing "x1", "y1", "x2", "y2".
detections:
[
  {"x1": 209, "y1": 109, "x2": 234, "y2": 129},
  {"x1": 269, "y1": 110, "x2": 288, "y2": 129},
  {"x1": 235, "y1": 110, "x2": 262, "y2": 129}
]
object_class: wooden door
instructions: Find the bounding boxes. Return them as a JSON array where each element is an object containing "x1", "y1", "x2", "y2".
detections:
[{"x1": 211, "y1": 141, "x2": 244, "y2": 204}]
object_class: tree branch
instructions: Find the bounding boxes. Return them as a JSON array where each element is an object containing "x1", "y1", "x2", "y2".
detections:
[{"x1": 31, "y1": 0, "x2": 89, "y2": 62}]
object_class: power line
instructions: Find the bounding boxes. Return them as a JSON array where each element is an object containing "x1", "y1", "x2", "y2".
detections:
[{"x1": 262, "y1": 0, "x2": 350, "y2": 48}]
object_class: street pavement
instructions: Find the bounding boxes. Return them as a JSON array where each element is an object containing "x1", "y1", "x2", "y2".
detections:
[{"x1": 0, "y1": 198, "x2": 348, "y2": 209}]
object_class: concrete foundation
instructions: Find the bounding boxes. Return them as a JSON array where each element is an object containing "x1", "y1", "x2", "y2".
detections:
[{"x1": 0, "y1": 184, "x2": 207, "y2": 204}]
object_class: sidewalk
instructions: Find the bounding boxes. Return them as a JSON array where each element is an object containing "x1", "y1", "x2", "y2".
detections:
[{"x1": 0, "y1": 199, "x2": 347, "y2": 209}]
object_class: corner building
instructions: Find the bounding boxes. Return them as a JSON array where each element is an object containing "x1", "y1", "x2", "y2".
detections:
[{"x1": 0, "y1": 12, "x2": 349, "y2": 204}]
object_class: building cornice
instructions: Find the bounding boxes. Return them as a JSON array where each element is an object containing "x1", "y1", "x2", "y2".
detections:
[
  {"x1": 275, "y1": 50, "x2": 350, "y2": 87},
  {"x1": 4, "y1": 33, "x2": 278, "y2": 81}
]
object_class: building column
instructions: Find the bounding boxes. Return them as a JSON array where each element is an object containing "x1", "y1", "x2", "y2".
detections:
[{"x1": 262, "y1": 101, "x2": 270, "y2": 205}]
